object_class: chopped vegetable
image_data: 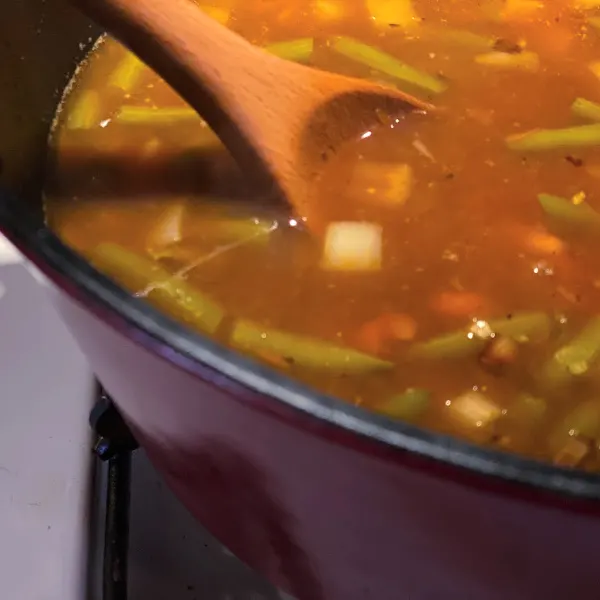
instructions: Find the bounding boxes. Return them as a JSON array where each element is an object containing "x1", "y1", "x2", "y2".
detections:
[
  {"x1": 321, "y1": 222, "x2": 382, "y2": 271},
  {"x1": 553, "y1": 437, "x2": 590, "y2": 467},
  {"x1": 410, "y1": 312, "x2": 551, "y2": 359},
  {"x1": 541, "y1": 317, "x2": 600, "y2": 385},
  {"x1": 524, "y1": 228, "x2": 565, "y2": 255},
  {"x1": 114, "y1": 106, "x2": 201, "y2": 124},
  {"x1": 422, "y1": 27, "x2": 494, "y2": 51},
  {"x1": 108, "y1": 53, "x2": 146, "y2": 92},
  {"x1": 313, "y1": 0, "x2": 346, "y2": 23},
  {"x1": 537, "y1": 193, "x2": 600, "y2": 233},
  {"x1": 480, "y1": 336, "x2": 518, "y2": 368},
  {"x1": 66, "y1": 90, "x2": 101, "y2": 130},
  {"x1": 366, "y1": 0, "x2": 420, "y2": 29},
  {"x1": 376, "y1": 388, "x2": 430, "y2": 421},
  {"x1": 447, "y1": 391, "x2": 502, "y2": 430},
  {"x1": 506, "y1": 123, "x2": 600, "y2": 151},
  {"x1": 571, "y1": 97, "x2": 600, "y2": 122},
  {"x1": 199, "y1": 5, "x2": 230, "y2": 25},
  {"x1": 197, "y1": 218, "x2": 277, "y2": 244},
  {"x1": 231, "y1": 320, "x2": 393, "y2": 372},
  {"x1": 355, "y1": 312, "x2": 417, "y2": 354},
  {"x1": 430, "y1": 291, "x2": 486, "y2": 317},
  {"x1": 350, "y1": 162, "x2": 413, "y2": 206},
  {"x1": 146, "y1": 203, "x2": 186, "y2": 256},
  {"x1": 550, "y1": 399, "x2": 600, "y2": 465},
  {"x1": 330, "y1": 37, "x2": 447, "y2": 94},
  {"x1": 90, "y1": 243, "x2": 224, "y2": 333},
  {"x1": 475, "y1": 51, "x2": 539, "y2": 72},
  {"x1": 265, "y1": 38, "x2": 314, "y2": 63}
]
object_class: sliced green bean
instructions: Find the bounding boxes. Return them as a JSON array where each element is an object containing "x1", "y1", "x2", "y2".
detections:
[
  {"x1": 108, "y1": 53, "x2": 146, "y2": 92},
  {"x1": 571, "y1": 97, "x2": 600, "y2": 122},
  {"x1": 376, "y1": 388, "x2": 430, "y2": 421},
  {"x1": 410, "y1": 311, "x2": 551, "y2": 360},
  {"x1": 265, "y1": 38, "x2": 314, "y2": 63},
  {"x1": 67, "y1": 90, "x2": 101, "y2": 130},
  {"x1": 475, "y1": 51, "x2": 539, "y2": 72},
  {"x1": 90, "y1": 243, "x2": 224, "y2": 334},
  {"x1": 549, "y1": 399, "x2": 600, "y2": 458},
  {"x1": 231, "y1": 320, "x2": 393, "y2": 372},
  {"x1": 199, "y1": 218, "x2": 277, "y2": 244},
  {"x1": 541, "y1": 317, "x2": 600, "y2": 386},
  {"x1": 538, "y1": 193, "x2": 600, "y2": 233},
  {"x1": 506, "y1": 123, "x2": 600, "y2": 151},
  {"x1": 114, "y1": 106, "x2": 201, "y2": 124},
  {"x1": 330, "y1": 36, "x2": 447, "y2": 94}
]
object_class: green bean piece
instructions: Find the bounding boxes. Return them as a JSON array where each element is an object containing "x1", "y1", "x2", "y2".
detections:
[
  {"x1": 90, "y1": 243, "x2": 224, "y2": 334},
  {"x1": 265, "y1": 38, "x2": 314, "y2": 63},
  {"x1": 108, "y1": 53, "x2": 146, "y2": 92},
  {"x1": 377, "y1": 388, "x2": 430, "y2": 421},
  {"x1": 330, "y1": 36, "x2": 447, "y2": 94},
  {"x1": 66, "y1": 90, "x2": 101, "y2": 130},
  {"x1": 430, "y1": 27, "x2": 494, "y2": 51},
  {"x1": 231, "y1": 320, "x2": 393, "y2": 372},
  {"x1": 538, "y1": 193, "x2": 600, "y2": 233},
  {"x1": 571, "y1": 97, "x2": 600, "y2": 122},
  {"x1": 114, "y1": 106, "x2": 201, "y2": 124},
  {"x1": 506, "y1": 123, "x2": 600, "y2": 151},
  {"x1": 475, "y1": 51, "x2": 539, "y2": 72},
  {"x1": 410, "y1": 311, "x2": 551, "y2": 359},
  {"x1": 541, "y1": 317, "x2": 600, "y2": 386}
]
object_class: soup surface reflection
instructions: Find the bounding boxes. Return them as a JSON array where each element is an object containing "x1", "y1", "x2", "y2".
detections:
[{"x1": 46, "y1": 0, "x2": 600, "y2": 469}]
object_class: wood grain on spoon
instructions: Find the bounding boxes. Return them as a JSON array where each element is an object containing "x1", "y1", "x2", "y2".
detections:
[{"x1": 70, "y1": 0, "x2": 434, "y2": 227}]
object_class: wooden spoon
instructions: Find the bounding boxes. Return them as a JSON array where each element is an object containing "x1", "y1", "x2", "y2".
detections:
[{"x1": 70, "y1": 0, "x2": 433, "y2": 228}]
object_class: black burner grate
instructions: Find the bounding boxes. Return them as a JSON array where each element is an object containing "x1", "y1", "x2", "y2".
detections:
[{"x1": 90, "y1": 391, "x2": 138, "y2": 600}]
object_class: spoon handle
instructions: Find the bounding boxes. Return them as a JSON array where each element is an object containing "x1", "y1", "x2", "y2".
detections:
[{"x1": 70, "y1": 0, "x2": 281, "y2": 190}]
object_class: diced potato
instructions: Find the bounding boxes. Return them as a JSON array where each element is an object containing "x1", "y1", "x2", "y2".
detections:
[
  {"x1": 475, "y1": 51, "x2": 540, "y2": 72},
  {"x1": 553, "y1": 437, "x2": 590, "y2": 467},
  {"x1": 448, "y1": 391, "x2": 502, "y2": 429},
  {"x1": 146, "y1": 203, "x2": 186, "y2": 255},
  {"x1": 321, "y1": 222, "x2": 382, "y2": 271},
  {"x1": 366, "y1": 0, "x2": 420, "y2": 29},
  {"x1": 313, "y1": 0, "x2": 346, "y2": 22}
]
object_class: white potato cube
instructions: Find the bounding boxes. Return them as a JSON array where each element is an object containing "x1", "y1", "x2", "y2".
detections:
[{"x1": 321, "y1": 222, "x2": 382, "y2": 272}]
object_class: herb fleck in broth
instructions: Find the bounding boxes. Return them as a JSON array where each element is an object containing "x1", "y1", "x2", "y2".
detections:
[{"x1": 46, "y1": 0, "x2": 600, "y2": 469}]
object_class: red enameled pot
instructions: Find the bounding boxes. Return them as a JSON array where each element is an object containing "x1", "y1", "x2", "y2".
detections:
[{"x1": 2, "y1": 2, "x2": 600, "y2": 598}]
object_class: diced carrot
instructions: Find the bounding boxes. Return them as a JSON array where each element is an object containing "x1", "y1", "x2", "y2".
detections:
[
  {"x1": 431, "y1": 291, "x2": 486, "y2": 317},
  {"x1": 526, "y1": 230, "x2": 565, "y2": 256},
  {"x1": 354, "y1": 312, "x2": 417, "y2": 354}
]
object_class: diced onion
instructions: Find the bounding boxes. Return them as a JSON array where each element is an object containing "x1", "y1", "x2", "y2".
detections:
[
  {"x1": 146, "y1": 203, "x2": 186, "y2": 255},
  {"x1": 321, "y1": 222, "x2": 382, "y2": 272}
]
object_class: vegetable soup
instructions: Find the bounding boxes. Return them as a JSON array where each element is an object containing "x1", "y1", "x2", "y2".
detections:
[{"x1": 46, "y1": 0, "x2": 600, "y2": 469}]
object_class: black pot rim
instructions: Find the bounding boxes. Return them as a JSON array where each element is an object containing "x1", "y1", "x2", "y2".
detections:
[{"x1": 3, "y1": 190, "x2": 600, "y2": 501}]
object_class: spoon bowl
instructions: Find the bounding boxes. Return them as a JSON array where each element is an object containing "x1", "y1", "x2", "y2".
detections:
[{"x1": 70, "y1": 0, "x2": 433, "y2": 228}]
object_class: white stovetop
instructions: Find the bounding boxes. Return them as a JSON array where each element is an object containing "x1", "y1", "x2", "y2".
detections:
[
  {"x1": 0, "y1": 235, "x2": 286, "y2": 600},
  {"x1": 0, "y1": 235, "x2": 96, "y2": 600}
]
